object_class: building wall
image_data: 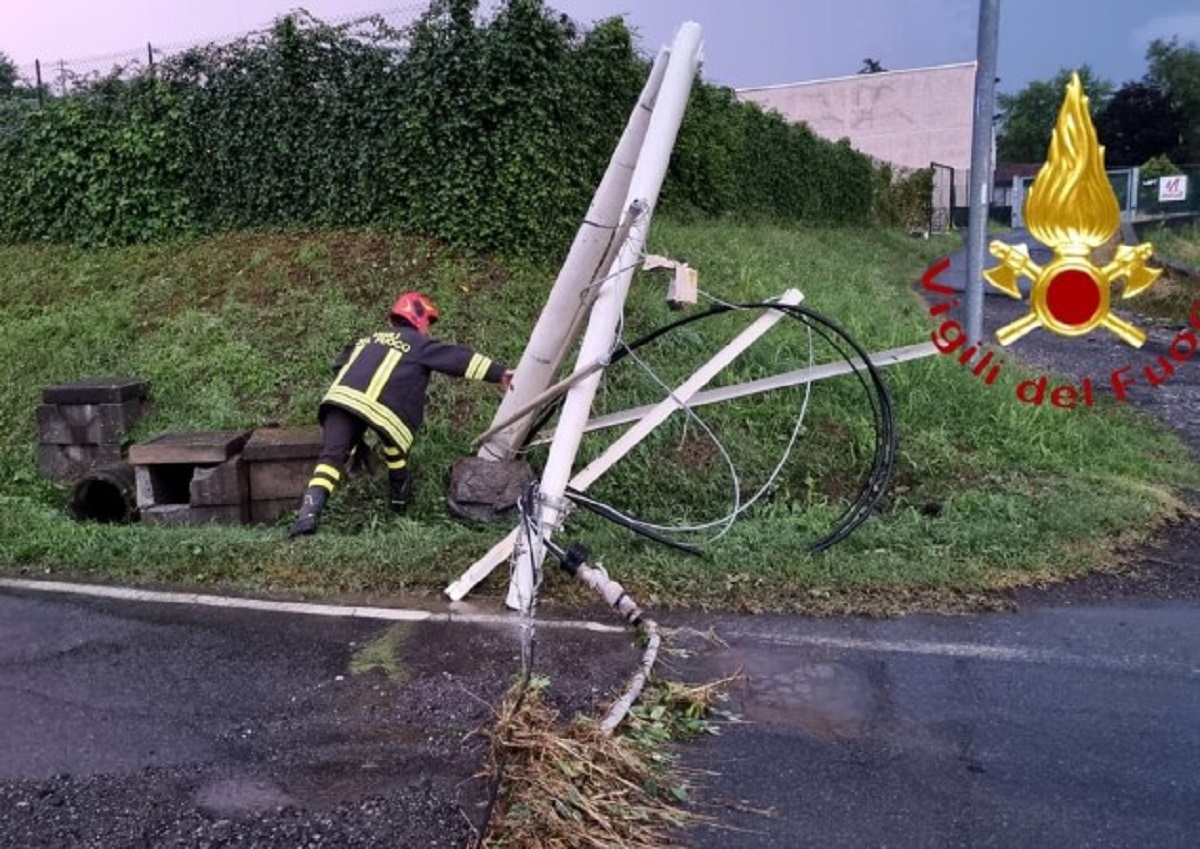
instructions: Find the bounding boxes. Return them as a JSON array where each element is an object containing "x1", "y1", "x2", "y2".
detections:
[{"x1": 736, "y1": 62, "x2": 978, "y2": 174}]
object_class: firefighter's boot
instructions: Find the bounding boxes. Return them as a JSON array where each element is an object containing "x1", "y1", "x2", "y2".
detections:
[
  {"x1": 287, "y1": 486, "x2": 330, "y2": 538},
  {"x1": 388, "y1": 470, "x2": 414, "y2": 515}
]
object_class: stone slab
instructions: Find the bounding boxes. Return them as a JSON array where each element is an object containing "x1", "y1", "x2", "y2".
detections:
[
  {"x1": 37, "y1": 399, "x2": 143, "y2": 445},
  {"x1": 243, "y1": 427, "x2": 324, "y2": 462},
  {"x1": 190, "y1": 456, "x2": 248, "y2": 507},
  {"x1": 250, "y1": 498, "x2": 299, "y2": 526},
  {"x1": 129, "y1": 431, "x2": 250, "y2": 466},
  {"x1": 37, "y1": 443, "x2": 124, "y2": 484},
  {"x1": 140, "y1": 503, "x2": 248, "y2": 527},
  {"x1": 42, "y1": 377, "x2": 149, "y2": 405}
]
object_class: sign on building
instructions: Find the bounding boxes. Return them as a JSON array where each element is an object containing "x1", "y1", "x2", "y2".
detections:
[{"x1": 1159, "y1": 175, "x2": 1189, "y2": 202}]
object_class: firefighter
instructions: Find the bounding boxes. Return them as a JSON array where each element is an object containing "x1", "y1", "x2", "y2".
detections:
[{"x1": 287, "y1": 291, "x2": 513, "y2": 538}]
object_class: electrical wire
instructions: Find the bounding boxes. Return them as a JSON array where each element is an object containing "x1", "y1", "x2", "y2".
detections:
[
  {"x1": 518, "y1": 299, "x2": 897, "y2": 554},
  {"x1": 470, "y1": 481, "x2": 543, "y2": 848}
]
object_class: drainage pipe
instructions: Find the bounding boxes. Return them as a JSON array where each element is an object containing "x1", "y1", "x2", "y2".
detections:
[{"x1": 68, "y1": 462, "x2": 138, "y2": 523}]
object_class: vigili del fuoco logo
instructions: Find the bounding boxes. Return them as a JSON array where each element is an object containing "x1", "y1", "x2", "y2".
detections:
[{"x1": 924, "y1": 73, "x2": 1200, "y2": 410}]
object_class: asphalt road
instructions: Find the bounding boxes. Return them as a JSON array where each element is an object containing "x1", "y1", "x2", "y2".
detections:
[
  {"x1": 2, "y1": 586, "x2": 1197, "y2": 848},
  {"x1": 676, "y1": 603, "x2": 1200, "y2": 848},
  {"x1": 0, "y1": 586, "x2": 632, "y2": 848}
]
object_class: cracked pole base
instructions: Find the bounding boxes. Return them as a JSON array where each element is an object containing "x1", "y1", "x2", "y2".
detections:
[{"x1": 445, "y1": 456, "x2": 537, "y2": 523}]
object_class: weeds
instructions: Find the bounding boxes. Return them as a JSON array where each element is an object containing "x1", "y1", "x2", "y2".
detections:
[{"x1": 476, "y1": 674, "x2": 734, "y2": 848}]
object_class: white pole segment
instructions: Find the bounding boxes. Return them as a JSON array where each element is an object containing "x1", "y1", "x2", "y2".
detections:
[
  {"x1": 476, "y1": 49, "x2": 671, "y2": 461},
  {"x1": 509, "y1": 22, "x2": 704, "y2": 610},
  {"x1": 528, "y1": 341, "x2": 937, "y2": 445},
  {"x1": 445, "y1": 287, "x2": 800, "y2": 603}
]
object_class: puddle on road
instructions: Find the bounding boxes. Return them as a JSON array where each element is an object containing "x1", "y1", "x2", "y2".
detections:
[
  {"x1": 686, "y1": 640, "x2": 892, "y2": 739},
  {"x1": 194, "y1": 776, "x2": 297, "y2": 817},
  {"x1": 193, "y1": 759, "x2": 456, "y2": 816}
]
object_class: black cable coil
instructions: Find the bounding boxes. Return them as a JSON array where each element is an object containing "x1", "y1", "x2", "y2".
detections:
[{"x1": 523, "y1": 300, "x2": 899, "y2": 554}]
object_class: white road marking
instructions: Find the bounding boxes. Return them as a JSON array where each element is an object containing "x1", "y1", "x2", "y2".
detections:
[
  {"x1": 0, "y1": 578, "x2": 624, "y2": 634},
  {"x1": 719, "y1": 628, "x2": 1193, "y2": 674}
]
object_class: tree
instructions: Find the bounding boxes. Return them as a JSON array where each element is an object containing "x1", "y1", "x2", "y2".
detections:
[
  {"x1": 1096, "y1": 81, "x2": 1186, "y2": 166},
  {"x1": 996, "y1": 66, "x2": 1113, "y2": 163},
  {"x1": 858, "y1": 58, "x2": 886, "y2": 74},
  {"x1": 0, "y1": 51, "x2": 18, "y2": 98},
  {"x1": 1145, "y1": 37, "x2": 1200, "y2": 161}
]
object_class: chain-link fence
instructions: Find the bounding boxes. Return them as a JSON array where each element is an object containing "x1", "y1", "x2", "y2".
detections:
[{"x1": 12, "y1": 4, "x2": 431, "y2": 101}]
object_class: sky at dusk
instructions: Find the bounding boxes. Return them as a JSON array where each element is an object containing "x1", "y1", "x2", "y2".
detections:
[{"x1": 1, "y1": 0, "x2": 1199, "y2": 96}]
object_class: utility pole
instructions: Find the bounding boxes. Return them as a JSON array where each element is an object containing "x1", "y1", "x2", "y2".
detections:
[{"x1": 964, "y1": 0, "x2": 1000, "y2": 346}]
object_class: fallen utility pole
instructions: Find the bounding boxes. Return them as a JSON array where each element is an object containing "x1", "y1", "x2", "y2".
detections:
[
  {"x1": 446, "y1": 286, "x2": 802, "y2": 604},
  {"x1": 505, "y1": 22, "x2": 705, "y2": 614},
  {"x1": 475, "y1": 49, "x2": 670, "y2": 463}
]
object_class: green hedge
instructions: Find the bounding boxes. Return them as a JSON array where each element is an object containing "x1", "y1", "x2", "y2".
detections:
[{"x1": 0, "y1": 0, "x2": 876, "y2": 255}]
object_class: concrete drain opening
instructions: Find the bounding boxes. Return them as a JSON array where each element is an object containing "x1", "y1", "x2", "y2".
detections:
[{"x1": 68, "y1": 463, "x2": 137, "y2": 524}]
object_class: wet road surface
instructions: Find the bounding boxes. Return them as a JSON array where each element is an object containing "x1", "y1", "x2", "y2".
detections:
[
  {"x1": 0, "y1": 586, "x2": 632, "y2": 848},
  {"x1": 677, "y1": 603, "x2": 1200, "y2": 847},
  {"x1": 3, "y1": 585, "x2": 1198, "y2": 847}
]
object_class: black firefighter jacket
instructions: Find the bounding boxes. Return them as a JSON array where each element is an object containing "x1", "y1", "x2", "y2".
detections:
[{"x1": 320, "y1": 324, "x2": 506, "y2": 452}]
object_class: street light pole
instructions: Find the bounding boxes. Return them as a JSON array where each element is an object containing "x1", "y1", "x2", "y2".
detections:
[{"x1": 964, "y1": 0, "x2": 1001, "y2": 346}]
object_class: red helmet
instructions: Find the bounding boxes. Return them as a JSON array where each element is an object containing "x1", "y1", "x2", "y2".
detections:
[{"x1": 388, "y1": 291, "x2": 440, "y2": 334}]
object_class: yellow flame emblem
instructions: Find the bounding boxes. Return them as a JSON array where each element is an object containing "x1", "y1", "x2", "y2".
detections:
[{"x1": 984, "y1": 73, "x2": 1161, "y2": 347}]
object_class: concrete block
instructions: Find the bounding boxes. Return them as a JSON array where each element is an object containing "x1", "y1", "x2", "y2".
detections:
[
  {"x1": 135, "y1": 466, "x2": 156, "y2": 510},
  {"x1": 250, "y1": 498, "x2": 299, "y2": 526},
  {"x1": 189, "y1": 456, "x2": 248, "y2": 507},
  {"x1": 42, "y1": 377, "x2": 148, "y2": 405},
  {"x1": 129, "y1": 430, "x2": 250, "y2": 466},
  {"x1": 37, "y1": 443, "x2": 124, "y2": 484},
  {"x1": 139, "y1": 504, "x2": 191, "y2": 526},
  {"x1": 249, "y1": 458, "x2": 317, "y2": 502},
  {"x1": 37, "y1": 399, "x2": 143, "y2": 445},
  {"x1": 244, "y1": 426, "x2": 323, "y2": 462},
  {"x1": 244, "y1": 427, "x2": 324, "y2": 502}
]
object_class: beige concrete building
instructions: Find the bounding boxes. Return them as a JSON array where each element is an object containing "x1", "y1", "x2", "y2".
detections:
[{"x1": 736, "y1": 61, "x2": 980, "y2": 209}]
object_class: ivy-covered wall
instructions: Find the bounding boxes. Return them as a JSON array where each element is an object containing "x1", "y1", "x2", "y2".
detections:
[{"x1": 0, "y1": 0, "x2": 878, "y2": 255}]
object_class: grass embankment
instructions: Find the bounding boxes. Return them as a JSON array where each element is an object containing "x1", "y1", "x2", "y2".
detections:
[
  {"x1": 1138, "y1": 221, "x2": 1200, "y2": 319},
  {"x1": 0, "y1": 221, "x2": 1195, "y2": 614}
]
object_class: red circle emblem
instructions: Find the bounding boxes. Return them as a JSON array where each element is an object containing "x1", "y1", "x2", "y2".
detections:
[{"x1": 1045, "y1": 269, "x2": 1101, "y2": 326}]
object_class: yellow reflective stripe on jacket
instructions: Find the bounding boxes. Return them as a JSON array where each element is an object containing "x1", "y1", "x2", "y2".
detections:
[
  {"x1": 466, "y1": 353, "x2": 491, "y2": 381},
  {"x1": 365, "y1": 348, "x2": 403, "y2": 401},
  {"x1": 333, "y1": 341, "x2": 366, "y2": 385},
  {"x1": 322, "y1": 385, "x2": 414, "y2": 450}
]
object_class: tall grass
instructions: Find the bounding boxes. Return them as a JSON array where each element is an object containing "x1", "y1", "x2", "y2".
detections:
[{"x1": 0, "y1": 221, "x2": 1194, "y2": 613}]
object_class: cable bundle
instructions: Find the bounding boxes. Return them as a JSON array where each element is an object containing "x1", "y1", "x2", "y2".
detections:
[{"x1": 524, "y1": 299, "x2": 898, "y2": 554}]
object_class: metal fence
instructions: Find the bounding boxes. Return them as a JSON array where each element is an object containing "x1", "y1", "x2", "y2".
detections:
[
  {"x1": 11, "y1": 4, "x2": 431, "y2": 101},
  {"x1": 1006, "y1": 166, "x2": 1200, "y2": 228}
]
